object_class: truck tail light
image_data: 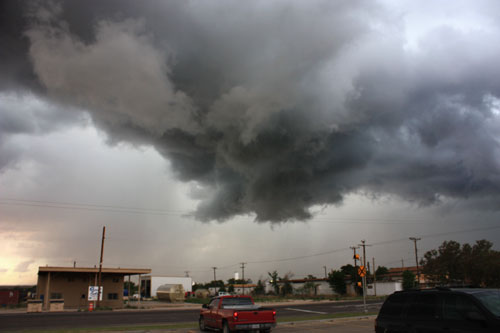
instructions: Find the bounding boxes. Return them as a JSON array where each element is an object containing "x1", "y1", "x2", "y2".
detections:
[
  {"x1": 272, "y1": 310, "x2": 276, "y2": 318},
  {"x1": 233, "y1": 311, "x2": 238, "y2": 321}
]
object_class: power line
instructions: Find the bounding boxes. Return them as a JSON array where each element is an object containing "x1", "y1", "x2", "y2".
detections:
[
  {"x1": 101, "y1": 225, "x2": 500, "y2": 272},
  {"x1": 235, "y1": 225, "x2": 500, "y2": 266},
  {"x1": 0, "y1": 197, "x2": 446, "y2": 224},
  {"x1": 0, "y1": 199, "x2": 185, "y2": 216}
]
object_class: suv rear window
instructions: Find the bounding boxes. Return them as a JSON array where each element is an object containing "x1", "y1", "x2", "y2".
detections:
[
  {"x1": 443, "y1": 293, "x2": 484, "y2": 320},
  {"x1": 379, "y1": 293, "x2": 408, "y2": 317},
  {"x1": 407, "y1": 293, "x2": 438, "y2": 319},
  {"x1": 471, "y1": 290, "x2": 500, "y2": 317}
]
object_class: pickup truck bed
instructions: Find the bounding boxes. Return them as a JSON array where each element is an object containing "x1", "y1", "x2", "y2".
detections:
[{"x1": 199, "y1": 295, "x2": 276, "y2": 332}]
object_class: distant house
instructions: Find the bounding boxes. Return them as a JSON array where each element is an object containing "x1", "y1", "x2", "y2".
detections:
[
  {"x1": 379, "y1": 266, "x2": 428, "y2": 285},
  {"x1": 37, "y1": 266, "x2": 151, "y2": 310},
  {"x1": 232, "y1": 284, "x2": 257, "y2": 295},
  {"x1": 139, "y1": 275, "x2": 193, "y2": 298},
  {"x1": 0, "y1": 289, "x2": 19, "y2": 306}
]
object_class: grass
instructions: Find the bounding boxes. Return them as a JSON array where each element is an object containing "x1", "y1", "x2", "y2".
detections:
[
  {"x1": 184, "y1": 297, "x2": 210, "y2": 304},
  {"x1": 277, "y1": 311, "x2": 378, "y2": 323},
  {"x1": 13, "y1": 322, "x2": 196, "y2": 333},
  {"x1": 185, "y1": 294, "x2": 386, "y2": 304},
  {"x1": 12, "y1": 311, "x2": 377, "y2": 332}
]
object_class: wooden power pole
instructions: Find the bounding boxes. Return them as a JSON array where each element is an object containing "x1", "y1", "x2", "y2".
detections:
[
  {"x1": 212, "y1": 267, "x2": 218, "y2": 293},
  {"x1": 97, "y1": 226, "x2": 105, "y2": 308},
  {"x1": 409, "y1": 237, "x2": 421, "y2": 286}
]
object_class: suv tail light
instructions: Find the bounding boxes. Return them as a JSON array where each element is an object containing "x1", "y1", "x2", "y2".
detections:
[{"x1": 233, "y1": 311, "x2": 238, "y2": 321}]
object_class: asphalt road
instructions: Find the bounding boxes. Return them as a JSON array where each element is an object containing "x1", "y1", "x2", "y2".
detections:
[{"x1": 0, "y1": 300, "x2": 382, "y2": 331}]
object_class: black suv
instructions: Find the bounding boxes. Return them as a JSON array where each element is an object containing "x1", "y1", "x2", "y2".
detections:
[{"x1": 375, "y1": 288, "x2": 500, "y2": 332}]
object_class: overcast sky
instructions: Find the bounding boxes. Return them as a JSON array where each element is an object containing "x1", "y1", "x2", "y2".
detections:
[{"x1": 1, "y1": 0, "x2": 500, "y2": 286}]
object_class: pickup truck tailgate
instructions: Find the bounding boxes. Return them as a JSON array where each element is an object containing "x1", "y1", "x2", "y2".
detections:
[{"x1": 234, "y1": 308, "x2": 275, "y2": 323}]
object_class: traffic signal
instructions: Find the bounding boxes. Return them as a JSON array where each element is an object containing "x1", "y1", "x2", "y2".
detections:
[
  {"x1": 357, "y1": 282, "x2": 362, "y2": 287},
  {"x1": 354, "y1": 254, "x2": 360, "y2": 260}
]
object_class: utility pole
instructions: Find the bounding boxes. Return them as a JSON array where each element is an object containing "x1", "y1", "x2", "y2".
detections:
[
  {"x1": 323, "y1": 266, "x2": 327, "y2": 279},
  {"x1": 97, "y1": 226, "x2": 105, "y2": 308},
  {"x1": 409, "y1": 237, "x2": 421, "y2": 286},
  {"x1": 350, "y1": 246, "x2": 360, "y2": 293},
  {"x1": 358, "y1": 240, "x2": 371, "y2": 314},
  {"x1": 212, "y1": 267, "x2": 218, "y2": 293},
  {"x1": 372, "y1": 257, "x2": 377, "y2": 297},
  {"x1": 240, "y1": 263, "x2": 246, "y2": 295}
]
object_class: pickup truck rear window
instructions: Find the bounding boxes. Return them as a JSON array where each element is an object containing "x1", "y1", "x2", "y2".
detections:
[{"x1": 221, "y1": 298, "x2": 253, "y2": 307}]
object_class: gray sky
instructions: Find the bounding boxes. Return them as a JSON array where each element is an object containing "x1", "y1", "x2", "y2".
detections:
[{"x1": 1, "y1": 0, "x2": 500, "y2": 285}]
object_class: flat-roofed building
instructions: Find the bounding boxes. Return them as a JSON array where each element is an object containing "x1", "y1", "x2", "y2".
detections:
[{"x1": 37, "y1": 266, "x2": 151, "y2": 310}]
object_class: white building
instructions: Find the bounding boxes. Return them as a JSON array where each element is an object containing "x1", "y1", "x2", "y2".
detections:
[
  {"x1": 270, "y1": 278, "x2": 338, "y2": 296},
  {"x1": 140, "y1": 276, "x2": 193, "y2": 298},
  {"x1": 367, "y1": 281, "x2": 402, "y2": 296}
]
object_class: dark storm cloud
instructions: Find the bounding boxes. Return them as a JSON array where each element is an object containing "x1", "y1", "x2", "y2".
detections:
[
  {"x1": 0, "y1": 92, "x2": 83, "y2": 170},
  {"x1": 1, "y1": 0, "x2": 500, "y2": 222}
]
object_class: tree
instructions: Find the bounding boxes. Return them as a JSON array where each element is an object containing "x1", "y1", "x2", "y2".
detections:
[
  {"x1": 375, "y1": 266, "x2": 389, "y2": 280},
  {"x1": 303, "y1": 281, "x2": 318, "y2": 296},
  {"x1": 328, "y1": 270, "x2": 346, "y2": 295},
  {"x1": 228, "y1": 284, "x2": 235, "y2": 293},
  {"x1": 402, "y1": 270, "x2": 416, "y2": 290},
  {"x1": 192, "y1": 283, "x2": 204, "y2": 291},
  {"x1": 253, "y1": 280, "x2": 265, "y2": 295},
  {"x1": 340, "y1": 264, "x2": 356, "y2": 278},
  {"x1": 281, "y1": 274, "x2": 293, "y2": 296},
  {"x1": 421, "y1": 240, "x2": 464, "y2": 284},
  {"x1": 268, "y1": 271, "x2": 280, "y2": 294},
  {"x1": 124, "y1": 281, "x2": 138, "y2": 295},
  {"x1": 227, "y1": 278, "x2": 248, "y2": 285},
  {"x1": 421, "y1": 239, "x2": 500, "y2": 287},
  {"x1": 461, "y1": 240, "x2": 500, "y2": 287}
]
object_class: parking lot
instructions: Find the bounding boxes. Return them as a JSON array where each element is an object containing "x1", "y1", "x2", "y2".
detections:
[
  {"x1": 273, "y1": 318, "x2": 374, "y2": 332},
  {"x1": 98, "y1": 317, "x2": 376, "y2": 333}
]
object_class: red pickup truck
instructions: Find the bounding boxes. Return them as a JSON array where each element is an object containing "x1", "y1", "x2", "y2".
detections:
[{"x1": 199, "y1": 295, "x2": 276, "y2": 332}]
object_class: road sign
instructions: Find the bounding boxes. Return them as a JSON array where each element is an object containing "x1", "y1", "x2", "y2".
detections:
[
  {"x1": 88, "y1": 286, "x2": 103, "y2": 301},
  {"x1": 358, "y1": 266, "x2": 367, "y2": 277}
]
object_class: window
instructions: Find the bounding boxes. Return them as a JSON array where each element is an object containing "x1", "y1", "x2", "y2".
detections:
[
  {"x1": 222, "y1": 297, "x2": 253, "y2": 308},
  {"x1": 107, "y1": 293, "x2": 118, "y2": 300},
  {"x1": 379, "y1": 293, "x2": 408, "y2": 318},
  {"x1": 443, "y1": 294, "x2": 483, "y2": 320},
  {"x1": 51, "y1": 292, "x2": 63, "y2": 299},
  {"x1": 209, "y1": 298, "x2": 220, "y2": 309},
  {"x1": 472, "y1": 290, "x2": 500, "y2": 316},
  {"x1": 407, "y1": 293, "x2": 438, "y2": 320}
]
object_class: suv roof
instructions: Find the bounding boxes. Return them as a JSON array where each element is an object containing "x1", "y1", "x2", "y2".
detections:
[{"x1": 392, "y1": 287, "x2": 499, "y2": 294}]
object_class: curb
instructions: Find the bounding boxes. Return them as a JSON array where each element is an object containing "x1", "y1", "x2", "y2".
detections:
[{"x1": 280, "y1": 314, "x2": 377, "y2": 325}]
